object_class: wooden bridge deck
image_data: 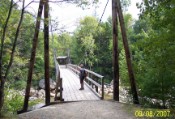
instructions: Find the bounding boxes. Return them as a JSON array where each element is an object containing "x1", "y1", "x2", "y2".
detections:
[{"x1": 60, "y1": 66, "x2": 99, "y2": 101}]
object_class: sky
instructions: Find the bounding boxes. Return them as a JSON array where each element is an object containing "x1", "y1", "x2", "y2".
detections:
[
  {"x1": 48, "y1": 0, "x2": 141, "y2": 33},
  {"x1": 22, "y1": 0, "x2": 141, "y2": 33}
]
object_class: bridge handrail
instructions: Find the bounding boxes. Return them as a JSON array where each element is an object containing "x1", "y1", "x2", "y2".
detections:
[
  {"x1": 67, "y1": 64, "x2": 104, "y2": 99},
  {"x1": 54, "y1": 55, "x2": 63, "y2": 101}
]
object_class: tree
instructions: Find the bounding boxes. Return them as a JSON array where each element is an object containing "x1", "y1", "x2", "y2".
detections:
[
  {"x1": 0, "y1": 0, "x2": 25, "y2": 111},
  {"x1": 71, "y1": 16, "x2": 98, "y2": 68},
  {"x1": 133, "y1": 0, "x2": 175, "y2": 108},
  {"x1": 5, "y1": 0, "x2": 25, "y2": 81},
  {"x1": 21, "y1": 0, "x2": 44, "y2": 113},
  {"x1": 93, "y1": 17, "x2": 113, "y2": 82},
  {"x1": 0, "y1": 0, "x2": 14, "y2": 113},
  {"x1": 57, "y1": 33, "x2": 72, "y2": 56}
]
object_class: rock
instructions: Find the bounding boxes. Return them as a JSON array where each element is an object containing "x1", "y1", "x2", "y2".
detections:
[
  {"x1": 110, "y1": 85, "x2": 113, "y2": 89},
  {"x1": 108, "y1": 93, "x2": 113, "y2": 96},
  {"x1": 19, "y1": 90, "x2": 25, "y2": 96},
  {"x1": 110, "y1": 80, "x2": 113, "y2": 86},
  {"x1": 37, "y1": 89, "x2": 45, "y2": 99},
  {"x1": 56, "y1": 93, "x2": 60, "y2": 97},
  {"x1": 107, "y1": 89, "x2": 113, "y2": 94},
  {"x1": 104, "y1": 90, "x2": 108, "y2": 94},
  {"x1": 98, "y1": 91, "x2": 102, "y2": 95},
  {"x1": 30, "y1": 88, "x2": 37, "y2": 96},
  {"x1": 29, "y1": 103, "x2": 45, "y2": 111},
  {"x1": 51, "y1": 90, "x2": 56, "y2": 94},
  {"x1": 50, "y1": 93, "x2": 55, "y2": 97},
  {"x1": 39, "y1": 79, "x2": 56, "y2": 90},
  {"x1": 29, "y1": 97, "x2": 38, "y2": 101}
]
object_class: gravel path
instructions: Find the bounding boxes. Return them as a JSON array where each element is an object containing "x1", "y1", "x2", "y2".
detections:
[{"x1": 18, "y1": 100, "x2": 136, "y2": 119}]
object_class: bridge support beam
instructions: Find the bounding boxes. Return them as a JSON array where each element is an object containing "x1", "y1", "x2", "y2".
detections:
[
  {"x1": 44, "y1": 0, "x2": 50, "y2": 105},
  {"x1": 112, "y1": 0, "x2": 119, "y2": 101},
  {"x1": 115, "y1": 0, "x2": 139, "y2": 104},
  {"x1": 112, "y1": 0, "x2": 139, "y2": 104}
]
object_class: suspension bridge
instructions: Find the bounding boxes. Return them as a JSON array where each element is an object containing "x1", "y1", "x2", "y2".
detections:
[{"x1": 18, "y1": 59, "x2": 136, "y2": 119}]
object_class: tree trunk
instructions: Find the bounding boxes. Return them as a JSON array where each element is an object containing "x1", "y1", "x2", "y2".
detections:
[
  {"x1": 5, "y1": 0, "x2": 25, "y2": 79},
  {"x1": 44, "y1": 0, "x2": 50, "y2": 105},
  {"x1": 112, "y1": 0, "x2": 119, "y2": 101},
  {"x1": 0, "y1": 78, "x2": 5, "y2": 115},
  {"x1": 18, "y1": 0, "x2": 44, "y2": 113},
  {"x1": 116, "y1": 0, "x2": 139, "y2": 104},
  {"x1": 0, "y1": 0, "x2": 13, "y2": 112}
]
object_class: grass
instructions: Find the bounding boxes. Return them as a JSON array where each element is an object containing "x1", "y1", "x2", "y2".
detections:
[{"x1": 104, "y1": 93, "x2": 113, "y2": 100}]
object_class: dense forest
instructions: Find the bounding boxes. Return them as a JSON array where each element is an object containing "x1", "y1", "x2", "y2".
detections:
[{"x1": 0, "y1": 0, "x2": 175, "y2": 117}]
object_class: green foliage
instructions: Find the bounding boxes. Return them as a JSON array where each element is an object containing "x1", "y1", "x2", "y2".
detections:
[
  {"x1": 71, "y1": 16, "x2": 98, "y2": 67},
  {"x1": 3, "y1": 87, "x2": 23, "y2": 114},
  {"x1": 1, "y1": 0, "x2": 175, "y2": 114},
  {"x1": 57, "y1": 33, "x2": 72, "y2": 56},
  {"x1": 71, "y1": 14, "x2": 134, "y2": 83},
  {"x1": 2, "y1": 85, "x2": 42, "y2": 116},
  {"x1": 132, "y1": 0, "x2": 175, "y2": 108},
  {"x1": 121, "y1": 0, "x2": 131, "y2": 11},
  {"x1": 74, "y1": 0, "x2": 99, "y2": 9}
]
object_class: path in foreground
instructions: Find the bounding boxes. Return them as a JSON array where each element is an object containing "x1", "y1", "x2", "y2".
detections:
[{"x1": 19, "y1": 100, "x2": 136, "y2": 119}]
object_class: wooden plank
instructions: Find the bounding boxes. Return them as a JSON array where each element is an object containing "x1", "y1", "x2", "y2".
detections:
[
  {"x1": 68, "y1": 69, "x2": 98, "y2": 100},
  {"x1": 68, "y1": 72, "x2": 84, "y2": 100},
  {"x1": 62, "y1": 68, "x2": 82, "y2": 101},
  {"x1": 60, "y1": 67, "x2": 99, "y2": 101}
]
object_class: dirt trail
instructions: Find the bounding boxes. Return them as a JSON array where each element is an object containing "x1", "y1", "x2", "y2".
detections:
[{"x1": 18, "y1": 100, "x2": 136, "y2": 119}]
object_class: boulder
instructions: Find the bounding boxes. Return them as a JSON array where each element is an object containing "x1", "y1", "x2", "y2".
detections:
[
  {"x1": 50, "y1": 93, "x2": 55, "y2": 97},
  {"x1": 30, "y1": 88, "x2": 37, "y2": 96},
  {"x1": 98, "y1": 90, "x2": 102, "y2": 95},
  {"x1": 110, "y1": 80, "x2": 113, "y2": 86},
  {"x1": 107, "y1": 89, "x2": 113, "y2": 94},
  {"x1": 108, "y1": 93, "x2": 113, "y2": 96},
  {"x1": 110, "y1": 85, "x2": 113, "y2": 89},
  {"x1": 29, "y1": 97, "x2": 38, "y2": 101},
  {"x1": 104, "y1": 90, "x2": 108, "y2": 94},
  {"x1": 29, "y1": 103, "x2": 45, "y2": 110},
  {"x1": 104, "y1": 85, "x2": 107, "y2": 89},
  {"x1": 39, "y1": 79, "x2": 56, "y2": 90},
  {"x1": 19, "y1": 90, "x2": 25, "y2": 96},
  {"x1": 51, "y1": 89, "x2": 56, "y2": 94},
  {"x1": 37, "y1": 89, "x2": 45, "y2": 99}
]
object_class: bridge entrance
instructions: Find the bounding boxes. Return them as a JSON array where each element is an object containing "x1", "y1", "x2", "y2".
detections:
[{"x1": 60, "y1": 65, "x2": 99, "y2": 101}]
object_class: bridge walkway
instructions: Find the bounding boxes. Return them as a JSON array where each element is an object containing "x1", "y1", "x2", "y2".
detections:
[{"x1": 60, "y1": 66, "x2": 99, "y2": 101}]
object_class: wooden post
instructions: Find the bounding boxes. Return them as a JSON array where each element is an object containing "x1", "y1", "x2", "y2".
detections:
[
  {"x1": 60, "y1": 78, "x2": 63, "y2": 101},
  {"x1": 19, "y1": 0, "x2": 44, "y2": 113},
  {"x1": 54, "y1": 70, "x2": 60, "y2": 101},
  {"x1": 44, "y1": 0, "x2": 50, "y2": 105},
  {"x1": 112, "y1": 0, "x2": 119, "y2": 101},
  {"x1": 101, "y1": 77, "x2": 104, "y2": 100},
  {"x1": 116, "y1": 0, "x2": 139, "y2": 104},
  {"x1": 95, "y1": 77, "x2": 98, "y2": 93}
]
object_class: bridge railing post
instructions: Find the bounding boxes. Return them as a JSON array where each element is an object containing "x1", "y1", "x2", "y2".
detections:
[
  {"x1": 101, "y1": 77, "x2": 104, "y2": 100},
  {"x1": 54, "y1": 57, "x2": 64, "y2": 101}
]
